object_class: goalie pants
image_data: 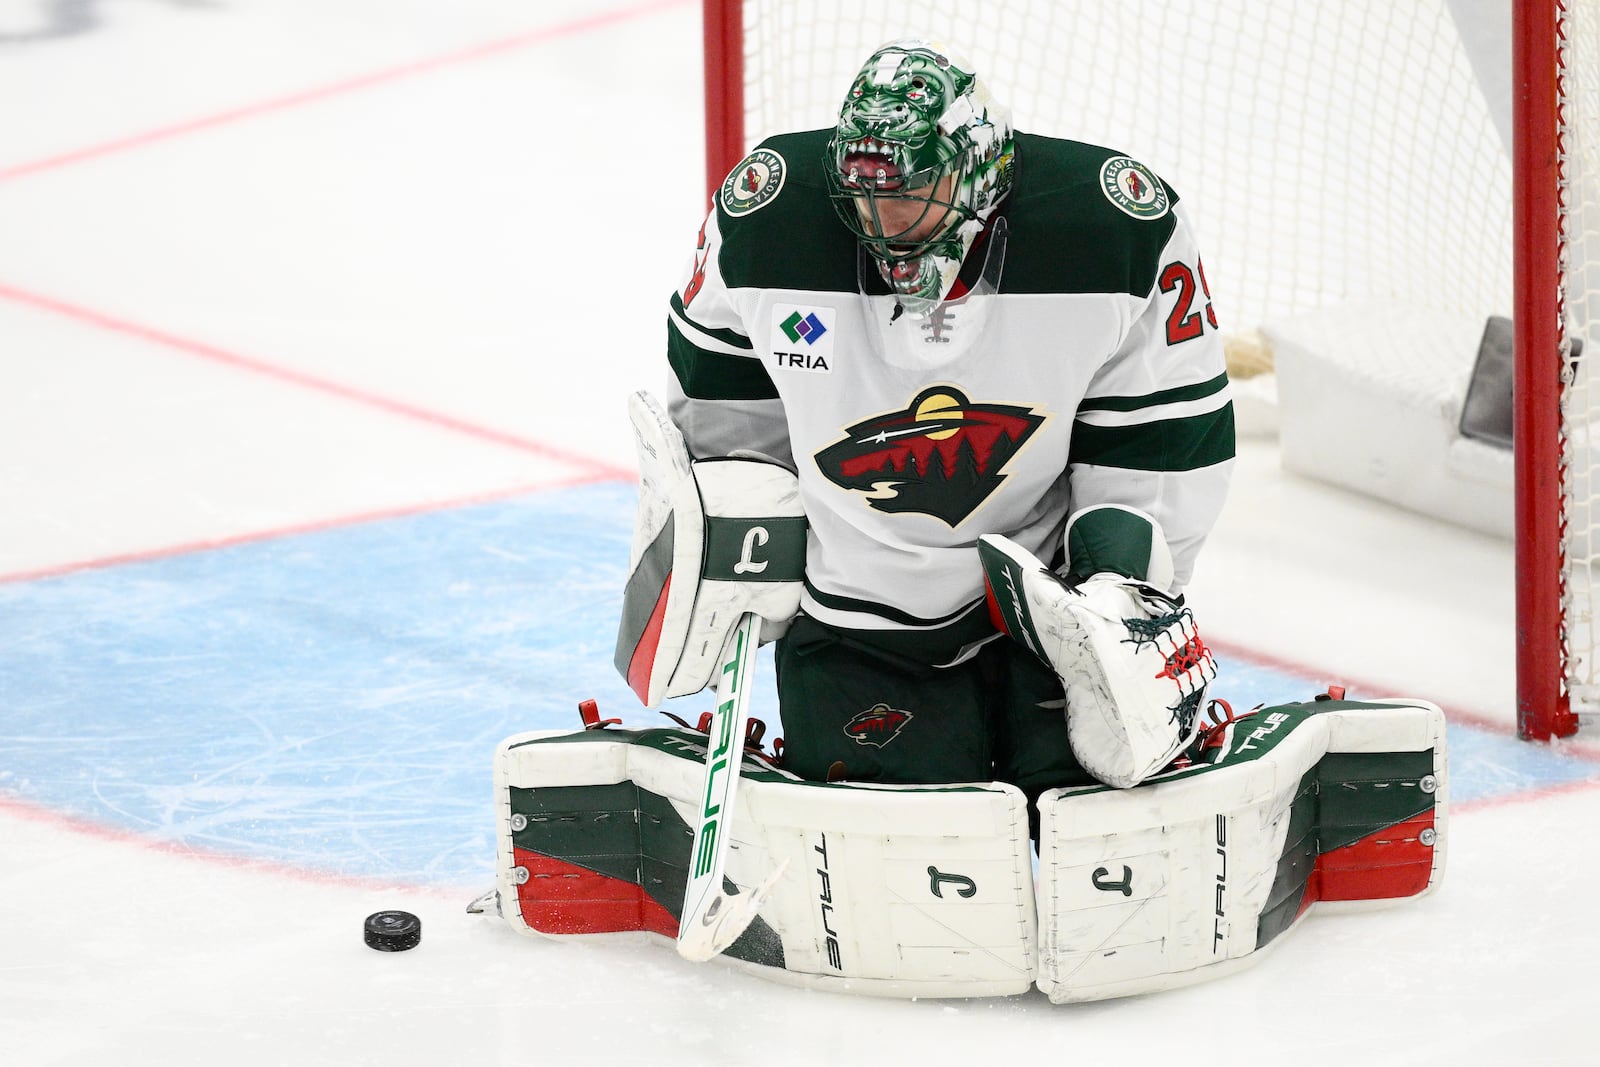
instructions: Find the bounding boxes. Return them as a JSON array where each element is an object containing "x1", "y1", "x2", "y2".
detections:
[{"x1": 773, "y1": 613, "x2": 1097, "y2": 819}]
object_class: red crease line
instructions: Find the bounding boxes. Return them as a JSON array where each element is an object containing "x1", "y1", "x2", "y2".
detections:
[
  {"x1": 0, "y1": 281, "x2": 636, "y2": 482},
  {"x1": 0, "y1": 792, "x2": 466, "y2": 900},
  {"x1": 1207, "y1": 634, "x2": 1600, "y2": 764},
  {"x1": 0, "y1": 0, "x2": 694, "y2": 184},
  {"x1": 1456, "y1": 776, "x2": 1600, "y2": 813},
  {"x1": 0, "y1": 473, "x2": 608, "y2": 585}
]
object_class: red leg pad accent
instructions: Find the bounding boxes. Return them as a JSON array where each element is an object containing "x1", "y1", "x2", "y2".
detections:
[
  {"x1": 512, "y1": 848, "x2": 679, "y2": 938},
  {"x1": 1315, "y1": 811, "x2": 1438, "y2": 901}
]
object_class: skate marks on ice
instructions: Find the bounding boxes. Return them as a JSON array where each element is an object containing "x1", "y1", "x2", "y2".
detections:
[{"x1": 1, "y1": 483, "x2": 1595, "y2": 889}]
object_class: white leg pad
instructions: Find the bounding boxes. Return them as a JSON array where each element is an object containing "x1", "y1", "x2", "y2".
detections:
[
  {"x1": 1035, "y1": 697, "x2": 1447, "y2": 1003},
  {"x1": 494, "y1": 727, "x2": 1038, "y2": 998}
]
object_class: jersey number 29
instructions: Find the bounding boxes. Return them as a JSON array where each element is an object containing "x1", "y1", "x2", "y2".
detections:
[{"x1": 1160, "y1": 259, "x2": 1217, "y2": 345}]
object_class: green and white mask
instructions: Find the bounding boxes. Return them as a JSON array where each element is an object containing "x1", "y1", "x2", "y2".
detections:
[{"x1": 827, "y1": 40, "x2": 1015, "y2": 312}]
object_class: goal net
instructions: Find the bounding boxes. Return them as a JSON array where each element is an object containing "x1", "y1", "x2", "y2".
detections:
[{"x1": 701, "y1": 0, "x2": 1598, "y2": 739}]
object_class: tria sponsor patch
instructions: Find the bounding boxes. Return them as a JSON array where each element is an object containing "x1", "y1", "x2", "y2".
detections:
[{"x1": 770, "y1": 304, "x2": 835, "y2": 372}]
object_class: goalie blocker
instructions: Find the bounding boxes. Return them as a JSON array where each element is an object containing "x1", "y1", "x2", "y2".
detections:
[
  {"x1": 488, "y1": 693, "x2": 1446, "y2": 1002},
  {"x1": 614, "y1": 391, "x2": 806, "y2": 708}
]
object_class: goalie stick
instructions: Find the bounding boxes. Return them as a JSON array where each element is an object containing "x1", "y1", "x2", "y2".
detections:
[{"x1": 676, "y1": 611, "x2": 789, "y2": 962}]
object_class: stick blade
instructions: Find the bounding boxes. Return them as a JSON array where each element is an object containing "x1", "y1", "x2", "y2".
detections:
[{"x1": 675, "y1": 858, "x2": 789, "y2": 962}]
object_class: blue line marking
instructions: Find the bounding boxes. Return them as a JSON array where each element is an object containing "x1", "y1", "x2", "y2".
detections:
[{"x1": 0, "y1": 483, "x2": 1593, "y2": 887}]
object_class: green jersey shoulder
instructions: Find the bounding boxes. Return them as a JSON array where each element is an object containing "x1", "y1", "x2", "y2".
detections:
[{"x1": 715, "y1": 129, "x2": 858, "y2": 294}]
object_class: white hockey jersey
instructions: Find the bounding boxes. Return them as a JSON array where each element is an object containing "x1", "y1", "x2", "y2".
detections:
[{"x1": 666, "y1": 130, "x2": 1234, "y2": 650}]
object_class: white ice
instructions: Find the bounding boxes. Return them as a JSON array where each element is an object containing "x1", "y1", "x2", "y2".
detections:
[{"x1": 1, "y1": 2, "x2": 1596, "y2": 1064}]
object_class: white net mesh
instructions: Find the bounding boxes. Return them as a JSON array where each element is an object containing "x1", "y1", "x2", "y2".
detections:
[
  {"x1": 1561, "y1": 0, "x2": 1600, "y2": 712},
  {"x1": 736, "y1": 0, "x2": 1512, "y2": 332},
  {"x1": 731, "y1": 0, "x2": 1598, "y2": 724}
]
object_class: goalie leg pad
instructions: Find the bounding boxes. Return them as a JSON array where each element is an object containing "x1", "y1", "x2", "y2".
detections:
[
  {"x1": 1034, "y1": 696, "x2": 1447, "y2": 1003},
  {"x1": 494, "y1": 726, "x2": 1038, "y2": 998}
]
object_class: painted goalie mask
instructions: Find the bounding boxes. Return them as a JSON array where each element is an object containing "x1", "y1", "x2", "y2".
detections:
[{"x1": 826, "y1": 40, "x2": 1016, "y2": 311}]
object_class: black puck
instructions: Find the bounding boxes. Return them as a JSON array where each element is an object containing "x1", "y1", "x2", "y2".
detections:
[{"x1": 364, "y1": 910, "x2": 421, "y2": 952}]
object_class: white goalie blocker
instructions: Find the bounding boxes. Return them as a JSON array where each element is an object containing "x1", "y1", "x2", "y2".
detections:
[
  {"x1": 493, "y1": 727, "x2": 1039, "y2": 999},
  {"x1": 614, "y1": 391, "x2": 806, "y2": 707}
]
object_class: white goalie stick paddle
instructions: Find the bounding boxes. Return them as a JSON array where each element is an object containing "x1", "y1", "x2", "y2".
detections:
[{"x1": 676, "y1": 611, "x2": 790, "y2": 962}]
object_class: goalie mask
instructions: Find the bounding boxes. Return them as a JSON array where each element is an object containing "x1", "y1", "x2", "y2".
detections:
[{"x1": 826, "y1": 39, "x2": 1016, "y2": 312}]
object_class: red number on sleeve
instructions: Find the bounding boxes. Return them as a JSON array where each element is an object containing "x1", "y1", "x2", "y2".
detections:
[
  {"x1": 682, "y1": 220, "x2": 710, "y2": 307},
  {"x1": 1160, "y1": 258, "x2": 1217, "y2": 344},
  {"x1": 1161, "y1": 261, "x2": 1203, "y2": 344}
]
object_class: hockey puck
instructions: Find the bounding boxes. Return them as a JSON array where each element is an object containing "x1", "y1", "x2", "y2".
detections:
[{"x1": 364, "y1": 910, "x2": 421, "y2": 952}]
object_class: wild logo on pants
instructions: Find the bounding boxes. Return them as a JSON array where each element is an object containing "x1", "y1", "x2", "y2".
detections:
[{"x1": 844, "y1": 704, "x2": 913, "y2": 747}]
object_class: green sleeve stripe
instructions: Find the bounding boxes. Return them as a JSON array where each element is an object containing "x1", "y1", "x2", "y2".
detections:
[
  {"x1": 669, "y1": 291, "x2": 753, "y2": 352},
  {"x1": 668, "y1": 319, "x2": 779, "y2": 402},
  {"x1": 1077, "y1": 371, "x2": 1229, "y2": 414},
  {"x1": 1069, "y1": 403, "x2": 1235, "y2": 471}
]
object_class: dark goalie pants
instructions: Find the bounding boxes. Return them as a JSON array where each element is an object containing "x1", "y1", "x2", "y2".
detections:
[{"x1": 773, "y1": 613, "x2": 1098, "y2": 811}]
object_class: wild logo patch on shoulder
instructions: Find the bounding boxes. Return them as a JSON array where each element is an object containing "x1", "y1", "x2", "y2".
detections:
[
  {"x1": 721, "y1": 148, "x2": 787, "y2": 217},
  {"x1": 1099, "y1": 155, "x2": 1169, "y2": 220}
]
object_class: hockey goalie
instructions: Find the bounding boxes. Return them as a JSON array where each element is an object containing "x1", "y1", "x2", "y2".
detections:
[{"x1": 479, "y1": 38, "x2": 1447, "y2": 1002}]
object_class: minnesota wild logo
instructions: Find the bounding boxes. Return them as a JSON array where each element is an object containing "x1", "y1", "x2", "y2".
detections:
[
  {"x1": 1099, "y1": 155, "x2": 1169, "y2": 220},
  {"x1": 814, "y1": 386, "x2": 1046, "y2": 526},
  {"x1": 720, "y1": 148, "x2": 787, "y2": 217}
]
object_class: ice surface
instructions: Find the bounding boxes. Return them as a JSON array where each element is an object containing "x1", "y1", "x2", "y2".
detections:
[{"x1": 1, "y1": 2, "x2": 1596, "y2": 1064}]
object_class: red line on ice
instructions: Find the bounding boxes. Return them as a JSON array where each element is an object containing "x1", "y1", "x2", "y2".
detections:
[
  {"x1": 0, "y1": 474, "x2": 609, "y2": 585},
  {"x1": 0, "y1": 281, "x2": 635, "y2": 482},
  {"x1": 0, "y1": 792, "x2": 464, "y2": 900},
  {"x1": 0, "y1": 0, "x2": 694, "y2": 184},
  {"x1": 1457, "y1": 776, "x2": 1600, "y2": 813},
  {"x1": 1207, "y1": 635, "x2": 1600, "y2": 764}
]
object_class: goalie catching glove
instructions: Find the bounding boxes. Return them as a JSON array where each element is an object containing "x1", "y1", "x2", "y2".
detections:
[
  {"x1": 979, "y1": 506, "x2": 1216, "y2": 788},
  {"x1": 614, "y1": 391, "x2": 806, "y2": 707}
]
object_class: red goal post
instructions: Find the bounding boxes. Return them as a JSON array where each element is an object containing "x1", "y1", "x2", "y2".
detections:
[
  {"x1": 1514, "y1": 0, "x2": 1586, "y2": 741},
  {"x1": 700, "y1": 0, "x2": 1596, "y2": 741}
]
